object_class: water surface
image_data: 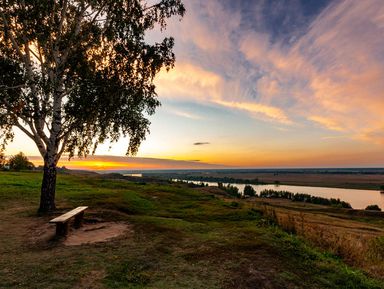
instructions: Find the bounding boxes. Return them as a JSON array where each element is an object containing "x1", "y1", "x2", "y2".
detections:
[{"x1": 178, "y1": 180, "x2": 384, "y2": 210}]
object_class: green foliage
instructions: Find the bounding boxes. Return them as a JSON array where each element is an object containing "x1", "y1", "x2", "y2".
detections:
[
  {"x1": 0, "y1": 1, "x2": 185, "y2": 158},
  {"x1": 0, "y1": 151, "x2": 5, "y2": 169},
  {"x1": 365, "y1": 204, "x2": 382, "y2": 211},
  {"x1": 260, "y1": 189, "x2": 352, "y2": 208},
  {"x1": 243, "y1": 184, "x2": 256, "y2": 197},
  {"x1": 8, "y1": 152, "x2": 34, "y2": 171},
  {"x1": 221, "y1": 183, "x2": 241, "y2": 198},
  {"x1": 0, "y1": 0, "x2": 185, "y2": 211}
]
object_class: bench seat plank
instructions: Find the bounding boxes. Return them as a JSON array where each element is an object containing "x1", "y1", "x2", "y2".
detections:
[{"x1": 49, "y1": 206, "x2": 88, "y2": 223}]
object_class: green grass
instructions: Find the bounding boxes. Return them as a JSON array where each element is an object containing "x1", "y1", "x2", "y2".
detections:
[{"x1": 0, "y1": 171, "x2": 383, "y2": 289}]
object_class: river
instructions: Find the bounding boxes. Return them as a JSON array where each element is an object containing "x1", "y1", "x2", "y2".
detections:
[{"x1": 176, "y1": 180, "x2": 384, "y2": 210}]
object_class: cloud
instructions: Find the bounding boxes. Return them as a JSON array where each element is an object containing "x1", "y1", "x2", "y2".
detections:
[
  {"x1": 215, "y1": 99, "x2": 292, "y2": 124},
  {"x1": 29, "y1": 155, "x2": 226, "y2": 170},
  {"x1": 156, "y1": 62, "x2": 292, "y2": 125},
  {"x1": 168, "y1": 108, "x2": 203, "y2": 120},
  {"x1": 308, "y1": 116, "x2": 344, "y2": 132},
  {"x1": 154, "y1": 0, "x2": 384, "y2": 145},
  {"x1": 153, "y1": 0, "x2": 294, "y2": 126},
  {"x1": 238, "y1": 0, "x2": 384, "y2": 143},
  {"x1": 359, "y1": 127, "x2": 384, "y2": 145},
  {"x1": 193, "y1": 142, "x2": 210, "y2": 146}
]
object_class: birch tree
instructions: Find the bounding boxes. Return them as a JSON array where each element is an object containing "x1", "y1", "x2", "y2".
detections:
[{"x1": 0, "y1": 0, "x2": 185, "y2": 212}]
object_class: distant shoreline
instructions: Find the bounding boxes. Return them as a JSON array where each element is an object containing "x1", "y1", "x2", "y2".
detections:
[{"x1": 135, "y1": 169, "x2": 384, "y2": 191}]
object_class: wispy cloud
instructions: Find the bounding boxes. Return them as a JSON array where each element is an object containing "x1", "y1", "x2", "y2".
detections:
[
  {"x1": 239, "y1": 0, "x2": 384, "y2": 142},
  {"x1": 308, "y1": 116, "x2": 344, "y2": 132},
  {"x1": 156, "y1": 62, "x2": 292, "y2": 125},
  {"x1": 168, "y1": 108, "x2": 203, "y2": 120},
  {"x1": 193, "y1": 142, "x2": 210, "y2": 146},
  {"x1": 155, "y1": 0, "x2": 384, "y2": 144},
  {"x1": 215, "y1": 99, "x2": 292, "y2": 124}
]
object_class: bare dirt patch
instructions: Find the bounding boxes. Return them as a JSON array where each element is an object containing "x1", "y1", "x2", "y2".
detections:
[
  {"x1": 64, "y1": 222, "x2": 132, "y2": 246},
  {"x1": 27, "y1": 221, "x2": 132, "y2": 248}
]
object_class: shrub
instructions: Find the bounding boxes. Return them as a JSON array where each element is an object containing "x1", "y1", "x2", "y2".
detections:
[
  {"x1": 8, "y1": 152, "x2": 34, "y2": 171},
  {"x1": 0, "y1": 152, "x2": 5, "y2": 169},
  {"x1": 365, "y1": 204, "x2": 382, "y2": 211},
  {"x1": 243, "y1": 185, "x2": 256, "y2": 197},
  {"x1": 220, "y1": 184, "x2": 241, "y2": 198}
]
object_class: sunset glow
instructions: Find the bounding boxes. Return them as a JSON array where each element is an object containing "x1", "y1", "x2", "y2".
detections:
[{"x1": 6, "y1": 0, "x2": 384, "y2": 169}]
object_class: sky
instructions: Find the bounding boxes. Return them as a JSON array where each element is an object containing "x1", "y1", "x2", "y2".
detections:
[{"x1": 6, "y1": 0, "x2": 384, "y2": 169}]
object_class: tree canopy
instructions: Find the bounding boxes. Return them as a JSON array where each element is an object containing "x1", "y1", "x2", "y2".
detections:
[
  {"x1": 0, "y1": 0, "x2": 185, "y2": 158},
  {"x1": 0, "y1": 0, "x2": 185, "y2": 211}
]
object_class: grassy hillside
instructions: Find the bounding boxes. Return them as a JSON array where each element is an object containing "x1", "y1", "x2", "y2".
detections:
[{"x1": 0, "y1": 171, "x2": 383, "y2": 289}]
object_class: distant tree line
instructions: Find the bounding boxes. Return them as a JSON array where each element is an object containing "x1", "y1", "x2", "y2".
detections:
[
  {"x1": 259, "y1": 189, "x2": 352, "y2": 209},
  {"x1": 0, "y1": 152, "x2": 35, "y2": 171},
  {"x1": 365, "y1": 204, "x2": 382, "y2": 211},
  {"x1": 173, "y1": 179, "x2": 209, "y2": 188},
  {"x1": 172, "y1": 175, "x2": 265, "y2": 185}
]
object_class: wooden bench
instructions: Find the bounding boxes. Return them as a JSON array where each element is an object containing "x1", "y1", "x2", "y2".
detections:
[{"x1": 50, "y1": 206, "x2": 88, "y2": 237}]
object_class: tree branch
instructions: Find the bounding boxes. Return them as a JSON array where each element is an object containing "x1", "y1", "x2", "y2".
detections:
[
  {"x1": 14, "y1": 121, "x2": 34, "y2": 140},
  {"x1": 15, "y1": 121, "x2": 47, "y2": 157},
  {"x1": 0, "y1": 84, "x2": 26, "y2": 90},
  {"x1": 90, "y1": 1, "x2": 108, "y2": 23},
  {"x1": 56, "y1": 134, "x2": 69, "y2": 162}
]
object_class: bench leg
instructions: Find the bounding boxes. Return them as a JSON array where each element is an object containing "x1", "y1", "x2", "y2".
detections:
[
  {"x1": 56, "y1": 222, "x2": 69, "y2": 237},
  {"x1": 74, "y1": 211, "x2": 84, "y2": 229}
]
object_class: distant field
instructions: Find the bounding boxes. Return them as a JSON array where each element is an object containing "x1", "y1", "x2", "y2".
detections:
[{"x1": 0, "y1": 171, "x2": 383, "y2": 289}]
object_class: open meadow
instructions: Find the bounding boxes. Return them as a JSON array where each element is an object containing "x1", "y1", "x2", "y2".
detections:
[{"x1": 0, "y1": 171, "x2": 384, "y2": 289}]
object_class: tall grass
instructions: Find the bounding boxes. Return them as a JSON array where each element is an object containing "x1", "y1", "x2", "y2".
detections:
[{"x1": 260, "y1": 204, "x2": 384, "y2": 279}]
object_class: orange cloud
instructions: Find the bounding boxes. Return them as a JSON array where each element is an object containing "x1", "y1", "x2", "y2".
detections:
[
  {"x1": 155, "y1": 62, "x2": 292, "y2": 125},
  {"x1": 308, "y1": 116, "x2": 344, "y2": 132},
  {"x1": 215, "y1": 99, "x2": 292, "y2": 124},
  {"x1": 29, "y1": 156, "x2": 227, "y2": 170},
  {"x1": 239, "y1": 0, "x2": 384, "y2": 145}
]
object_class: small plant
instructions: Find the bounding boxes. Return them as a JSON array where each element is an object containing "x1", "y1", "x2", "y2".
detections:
[{"x1": 365, "y1": 204, "x2": 382, "y2": 211}]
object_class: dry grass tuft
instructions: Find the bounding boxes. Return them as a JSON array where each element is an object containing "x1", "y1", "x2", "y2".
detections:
[{"x1": 260, "y1": 204, "x2": 384, "y2": 279}]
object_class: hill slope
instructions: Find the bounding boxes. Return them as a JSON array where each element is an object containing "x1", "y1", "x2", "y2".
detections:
[{"x1": 0, "y1": 172, "x2": 383, "y2": 289}]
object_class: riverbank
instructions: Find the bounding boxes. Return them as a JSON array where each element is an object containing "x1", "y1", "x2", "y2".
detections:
[{"x1": 0, "y1": 171, "x2": 383, "y2": 288}]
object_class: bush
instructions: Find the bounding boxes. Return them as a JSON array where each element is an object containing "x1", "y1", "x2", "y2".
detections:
[
  {"x1": 0, "y1": 152, "x2": 5, "y2": 169},
  {"x1": 243, "y1": 185, "x2": 256, "y2": 197},
  {"x1": 219, "y1": 184, "x2": 241, "y2": 198},
  {"x1": 365, "y1": 204, "x2": 382, "y2": 211},
  {"x1": 8, "y1": 152, "x2": 34, "y2": 171}
]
